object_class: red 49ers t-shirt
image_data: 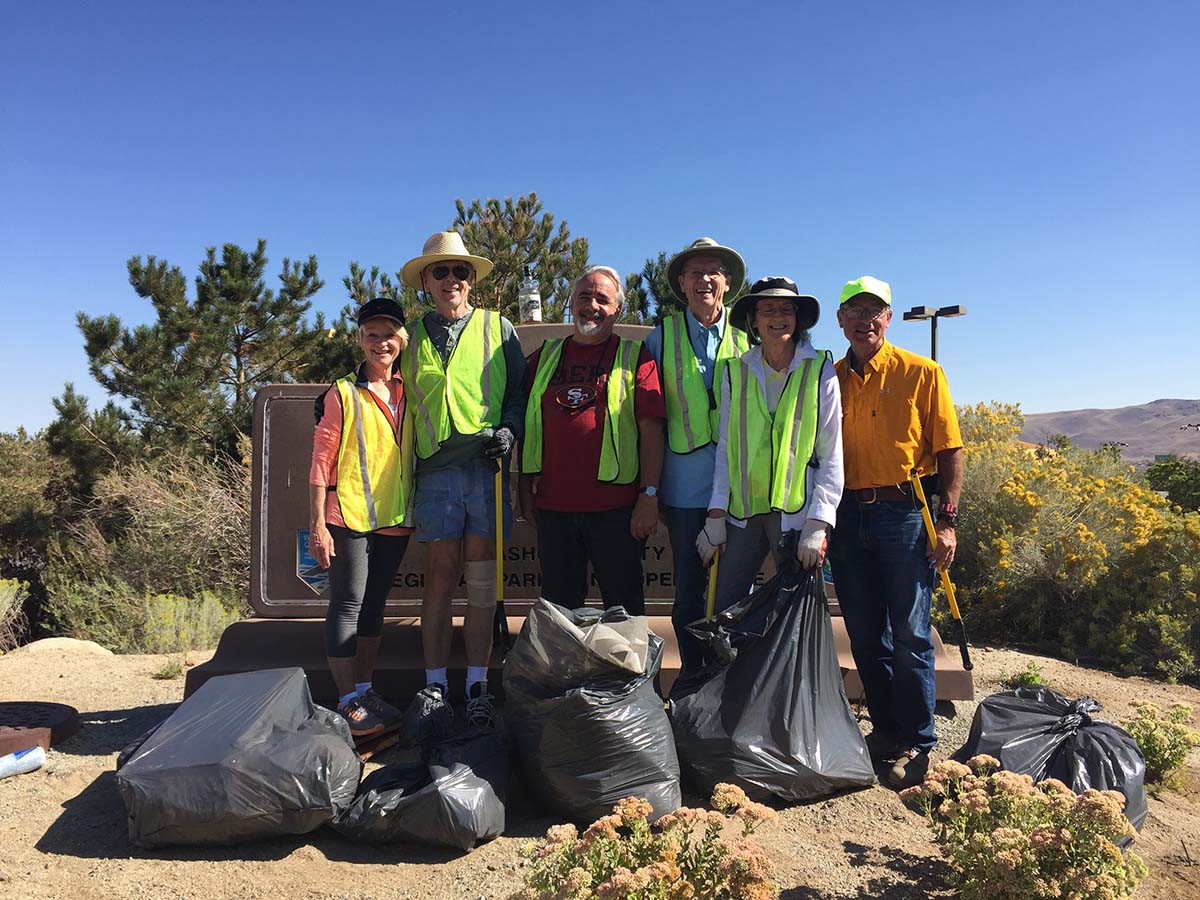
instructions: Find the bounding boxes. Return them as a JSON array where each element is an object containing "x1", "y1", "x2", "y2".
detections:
[{"x1": 524, "y1": 335, "x2": 665, "y2": 512}]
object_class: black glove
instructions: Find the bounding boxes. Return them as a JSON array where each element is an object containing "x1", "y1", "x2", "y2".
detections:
[{"x1": 484, "y1": 426, "x2": 515, "y2": 459}]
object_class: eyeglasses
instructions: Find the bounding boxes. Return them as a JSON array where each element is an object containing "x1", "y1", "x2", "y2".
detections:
[
  {"x1": 841, "y1": 304, "x2": 889, "y2": 321},
  {"x1": 755, "y1": 302, "x2": 796, "y2": 318},
  {"x1": 430, "y1": 264, "x2": 473, "y2": 281},
  {"x1": 683, "y1": 267, "x2": 727, "y2": 280}
]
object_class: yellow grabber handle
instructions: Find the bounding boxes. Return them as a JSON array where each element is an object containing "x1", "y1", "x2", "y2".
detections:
[
  {"x1": 909, "y1": 470, "x2": 973, "y2": 671},
  {"x1": 494, "y1": 467, "x2": 512, "y2": 650},
  {"x1": 705, "y1": 549, "x2": 720, "y2": 618}
]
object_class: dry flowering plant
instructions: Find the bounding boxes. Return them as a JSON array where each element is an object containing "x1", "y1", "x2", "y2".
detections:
[
  {"x1": 901, "y1": 755, "x2": 1147, "y2": 900},
  {"x1": 510, "y1": 784, "x2": 779, "y2": 900}
]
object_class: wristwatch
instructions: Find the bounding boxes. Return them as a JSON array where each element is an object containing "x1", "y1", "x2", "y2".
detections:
[
  {"x1": 641, "y1": 485, "x2": 658, "y2": 499},
  {"x1": 936, "y1": 502, "x2": 958, "y2": 527}
]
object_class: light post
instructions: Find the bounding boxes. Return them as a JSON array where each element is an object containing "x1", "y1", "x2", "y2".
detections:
[{"x1": 902, "y1": 304, "x2": 967, "y2": 362}]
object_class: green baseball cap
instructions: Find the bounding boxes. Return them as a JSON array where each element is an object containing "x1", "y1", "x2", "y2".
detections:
[{"x1": 839, "y1": 275, "x2": 892, "y2": 306}]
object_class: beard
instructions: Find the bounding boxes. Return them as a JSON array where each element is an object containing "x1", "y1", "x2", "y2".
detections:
[{"x1": 575, "y1": 317, "x2": 603, "y2": 338}]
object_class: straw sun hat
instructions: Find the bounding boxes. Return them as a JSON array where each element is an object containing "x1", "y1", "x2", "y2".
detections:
[{"x1": 401, "y1": 231, "x2": 494, "y2": 291}]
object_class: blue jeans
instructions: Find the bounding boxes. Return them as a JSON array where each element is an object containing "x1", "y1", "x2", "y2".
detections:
[
  {"x1": 828, "y1": 500, "x2": 937, "y2": 751},
  {"x1": 663, "y1": 505, "x2": 711, "y2": 672}
]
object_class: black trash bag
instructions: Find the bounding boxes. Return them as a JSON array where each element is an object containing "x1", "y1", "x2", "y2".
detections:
[
  {"x1": 669, "y1": 559, "x2": 876, "y2": 802},
  {"x1": 333, "y1": 726, "x2": 508, "y2": 851},
  {"x1": 115, "y1": 667, "x2": 361, "y2": 848},
  {"x1": 952, "y1": 685, "x2": 1148, "y2": 830},
  {"x1": 503, "y1": 600, "x2": 681, "y2": 823}
]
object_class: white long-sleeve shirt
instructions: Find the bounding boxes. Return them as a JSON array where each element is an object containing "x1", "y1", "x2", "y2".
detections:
[{"x1": 709, "y1": 340, "x2": 844, "y2": 531}]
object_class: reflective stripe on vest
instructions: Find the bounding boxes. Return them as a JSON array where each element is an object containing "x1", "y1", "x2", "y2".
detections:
[
  {"x1": 726, "y1": 351, "x2": 826, "y2": 519},
  {"x1": 523, "y1": 336, "x2": 642, "y2": 485},
  {"x1": 661, "y1": 313, "x2": 749, "y2": 454},
  {"x1": 405, "y1": 309, "x2": 506, "y2": 459},
  {"x1": 333, "y1": 376, "x2": 412, "y2": 532}
]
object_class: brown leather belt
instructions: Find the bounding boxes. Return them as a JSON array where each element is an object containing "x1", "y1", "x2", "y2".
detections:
[{"x1": 849, "y1": 485, "x2": 912, "y2": 503}]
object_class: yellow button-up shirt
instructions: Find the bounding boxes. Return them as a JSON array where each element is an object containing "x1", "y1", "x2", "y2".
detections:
[{"x1": 835, "y1": 340, "x2": 962, "y2": 490}]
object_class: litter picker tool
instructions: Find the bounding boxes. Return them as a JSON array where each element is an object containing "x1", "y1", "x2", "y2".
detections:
[
  {"x1": 909, "y1": 469, "x2": 972, "y2": 670},
  {"x1": 494, "y1": 467, "x2": 512, "y2": 650},
  {"x1": 705, "y1": 550, "x2": 720, "y2": 618}
]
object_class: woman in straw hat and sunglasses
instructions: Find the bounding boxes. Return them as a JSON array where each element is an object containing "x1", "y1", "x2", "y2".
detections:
[
  {"x1": 697, "y1": 276, "x2": 844, "y2": 613},
  {"x1": 309, "y1": 297, "x2": 415, "y2": 739},
  {"x1": 399, "y1": 231, "x2": 527, "y2": 731}
]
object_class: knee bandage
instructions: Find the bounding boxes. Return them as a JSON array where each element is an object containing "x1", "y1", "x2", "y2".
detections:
[{"x1": 465, "y1": 559, "x2": 497, "y2": 609}]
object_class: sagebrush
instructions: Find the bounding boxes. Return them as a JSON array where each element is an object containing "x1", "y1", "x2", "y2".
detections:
[{"x1": 0, "y1": 578, "x2": 28, "y2": 652}]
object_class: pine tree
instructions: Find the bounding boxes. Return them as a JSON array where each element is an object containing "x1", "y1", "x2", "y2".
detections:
[
  {"x1": 450, "y1": 193, "x2": 590, "y2": 323},
  {"x1": 76, "y1": 240, "x2": 325, "y2": 459}
]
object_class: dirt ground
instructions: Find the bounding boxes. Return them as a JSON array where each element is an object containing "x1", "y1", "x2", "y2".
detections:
[{"x1": 1, "y1": 640, "x2": 1198, "y2": 900}]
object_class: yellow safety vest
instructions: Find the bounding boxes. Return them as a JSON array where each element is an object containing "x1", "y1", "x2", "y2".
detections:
[
  {"x1": 523, "y1": 336, "x2": 641, "y2": 484},
  {"x1": 405, "y1": 309, "x2": 506, "y2": 459},
  {"x1": 333, "y1": 375, "x2": 413, "y2": 532},
  {"x1": 725, "y1": 351, "x2": 828, "y2": 519},
  {"x1": 661, "y1": 312, "x2": 749, "y2": 454}
]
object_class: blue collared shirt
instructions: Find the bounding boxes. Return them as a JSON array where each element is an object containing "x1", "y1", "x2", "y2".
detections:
[{"x1": 645, "y1": 306, "x2": 728, "y2": 509}]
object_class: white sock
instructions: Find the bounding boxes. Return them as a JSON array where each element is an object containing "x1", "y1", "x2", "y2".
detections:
[
  {"x1": 425, "y1": 667, "x2": 448, "y2": 690},
  {"x1": 338, "y1": 690, "x2": 358, "y2": 708},
  {"x1": 466, "y1": 666, "x2": 489, "y2": 696},
  {"x1": 354, "y1": 681, "x2": 372, "y2": 697}
]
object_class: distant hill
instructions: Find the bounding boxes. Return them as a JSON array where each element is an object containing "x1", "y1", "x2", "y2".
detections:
[{"x1": 1020, "y1": 399, "x2": 1200, "y2": 464}]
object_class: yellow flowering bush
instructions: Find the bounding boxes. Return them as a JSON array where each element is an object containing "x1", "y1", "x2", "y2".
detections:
[
  {"x1": 954, "y1": 403, "x2": 1200, "y2": 679},
  {"x1": 1123, "y1": 701, "x2": 1200, "y2": 788},
  {"x1": 511, "y1": 785, "x2": 779, "y2": 900},
  {"x1": 901, "y1": 756, "x2": 1147, "y2": 900}
]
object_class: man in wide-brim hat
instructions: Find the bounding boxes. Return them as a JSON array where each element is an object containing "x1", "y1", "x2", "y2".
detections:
[
  {"x1": 400, "y1": 231, "x2": 527, "y2": 730},
  {"x1": 644, "y1": 237, "x2": 751, "y2": 673}
]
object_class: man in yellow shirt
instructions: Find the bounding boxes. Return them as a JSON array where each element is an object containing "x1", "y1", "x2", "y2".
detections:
[{"x1": 828, "y1": 275, "x2": 963, "y2": 789}]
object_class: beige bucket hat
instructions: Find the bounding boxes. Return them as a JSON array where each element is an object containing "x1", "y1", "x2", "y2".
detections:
[
  {"x1": 401, "y1": 231, "x2": 494, "y2": 290},
  {"x1": 666, "y1": 236, "x2": 746, "y2": 303}
]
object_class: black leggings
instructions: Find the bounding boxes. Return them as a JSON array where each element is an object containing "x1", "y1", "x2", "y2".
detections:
[{"x1": 324, "y1": 525, "x2": 410, "y2": 658}]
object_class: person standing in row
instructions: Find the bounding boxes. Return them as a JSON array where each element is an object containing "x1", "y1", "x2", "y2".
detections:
[
  {"x1": 518, "y1": 266, "x2": 665, "y2": 614},
  {"x1": 400, "y1": 232, "x2": 528, "y2": 728},
  {"x1": 701, "y1": 277, "x2": 843, "y2": 612},
  {"x1": 828, "y1": 275, "x2": 963, "y2": 789},
  {"x1": 645, "y1": 237, "x2": 750, "y2": 672},
  {"x1": 309, "y1": 298, "x2": 415, "y2": 738}
]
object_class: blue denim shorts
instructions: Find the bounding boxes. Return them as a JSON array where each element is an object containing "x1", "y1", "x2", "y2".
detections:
[{"x1": 413, "y1": 457, "x2": 512, "y2": 543}]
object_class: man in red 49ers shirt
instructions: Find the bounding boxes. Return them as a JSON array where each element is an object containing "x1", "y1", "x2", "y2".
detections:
[{"x1": 518, "y1": 265, "x2": 666, "y2": 615}]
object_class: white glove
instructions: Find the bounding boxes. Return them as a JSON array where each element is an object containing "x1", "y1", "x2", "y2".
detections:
[
  {"x1": 695, "y1": 516, "x2": 727, "y2": 566},
  {"x1": 796, "y1": 518, "x2": 828, "y2": 570}
]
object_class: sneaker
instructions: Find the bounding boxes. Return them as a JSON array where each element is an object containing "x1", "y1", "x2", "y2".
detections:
[
  {"x1": 888, "y1": 748, "x2": 931, "y2": 789},
  {"x1": 339, "y1": 697, "x2": 386, "y2": 739},
  {"x1": 400, "y1": 682, "x2": 455, "y2": 747},
  {"x1": 359, "y1": 688, "x2": 403, "y2": 727},
  {"x1": 465, "y1": 681, "x2": 497, "y2": 730},
  {"x1": 864, "y1": 730, "x2": 903, "y2": 764}
]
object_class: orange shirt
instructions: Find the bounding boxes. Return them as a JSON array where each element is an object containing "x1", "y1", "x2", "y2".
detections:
[{"x1": 835, "y1": 340, "x2": 962, "y2": 490}]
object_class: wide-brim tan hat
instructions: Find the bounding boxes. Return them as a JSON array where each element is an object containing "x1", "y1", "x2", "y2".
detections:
[
  {"x1": 401, "y1": 231, "x2": 494, "y2": 291},
  {"x1": 666, "y1": 236, "x2": 746, "y2": 303}
]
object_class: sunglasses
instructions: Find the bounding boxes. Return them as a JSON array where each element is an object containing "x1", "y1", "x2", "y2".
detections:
[
  {"x1": 430, "y1": 264, "x2": 473, "y2": 281},
  {"x1": 841, "y1": 304, "x2": 889, "y2": 321}
]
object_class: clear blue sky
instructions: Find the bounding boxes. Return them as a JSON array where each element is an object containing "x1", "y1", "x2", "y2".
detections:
[{"x1": 2, "y1": 1, "x2": 1196, "y2": 434}]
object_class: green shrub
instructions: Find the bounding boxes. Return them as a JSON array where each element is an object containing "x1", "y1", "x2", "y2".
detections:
[
  {"x1": 902, "y1": 756, "x2": 1147, "y2": 900},
  {"x1": 1002, "y1": 661, "x2": 1045, "y2": 690},
  {"x1": 513, "y1": 785, "x2": 780, "y2": 900},
  {"x1": 0, "y1": 577, "x2": 28, "y2": 652},
  {"x1": 152, "y1": 656, "x2": 185, "y2": 680},
  {"x1": 43, "y1": 577, "x2": 240, "y2": 654},
  {"x1": 42, "y1": 577, "x2": 145, "y2": 652},
  {"x1": 142, "y1": 591, "x2": 240, "y2": 654},
  {"x1": 1123, "y1": 701, "x2": 1200, "y2": 789}
]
